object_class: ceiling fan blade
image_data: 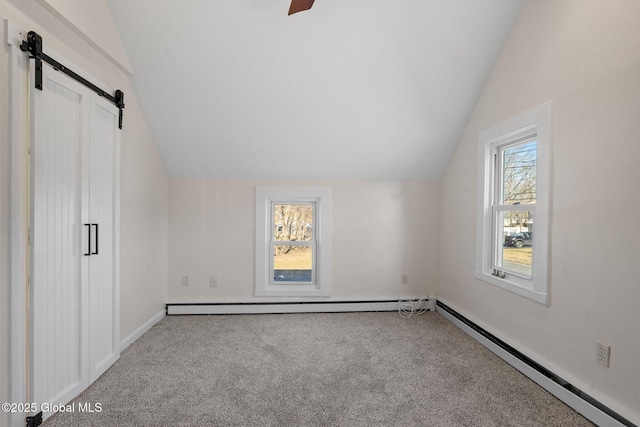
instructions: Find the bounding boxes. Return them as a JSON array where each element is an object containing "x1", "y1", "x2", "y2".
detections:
[{"x1": 288, "y1": 0, "x2": 315, "y2": 15}]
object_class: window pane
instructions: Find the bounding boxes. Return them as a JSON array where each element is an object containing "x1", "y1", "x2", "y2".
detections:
[
  {"x1": 496, "y1": 210, "x2": 533, "y2": 278},
  {"x1": 502, "y1": 140, "x2": 537, "y2": 205},
  {"x1": 273, "y1": 204, "x2": 313, "y2": 241},
  {"x1": 273, "y1": 245, "x2": 313, "y2": 283}
]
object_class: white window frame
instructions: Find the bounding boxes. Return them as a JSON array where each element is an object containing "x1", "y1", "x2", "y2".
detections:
[
  {"x1": 475, "y1": 102, "x2": 552, "y2": 305},
  {"x1": 256, "y1": 187, "x2": 332, "y2": 297}
]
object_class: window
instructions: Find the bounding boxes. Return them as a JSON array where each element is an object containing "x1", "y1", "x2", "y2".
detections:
[
  {"x1": 272, "y1": 203, "x2": 315, "y2": 284},
  {"x1": 475, "y1": 103, "x2": 552, "y2": 304},
  {"x1": 256, "y1": 187, "x2": 332, "y2": 297}
]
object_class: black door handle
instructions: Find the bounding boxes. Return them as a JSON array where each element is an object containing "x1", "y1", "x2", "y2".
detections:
[{"x1": 91, "y1": 223, "x2": 99, "y2": 255}]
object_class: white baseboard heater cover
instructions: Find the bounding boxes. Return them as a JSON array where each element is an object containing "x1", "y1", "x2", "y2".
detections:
[
  {"x1": 166, "y1": 297, "x2": 436, "y2": 315},
  {"x1": 436, "y1": 300, "x2": 637, "y2": 427}
]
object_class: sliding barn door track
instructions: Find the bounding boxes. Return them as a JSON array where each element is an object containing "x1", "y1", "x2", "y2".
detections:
[{"x1": 20, "y1": 30, "x2": 125, "y2": 129}]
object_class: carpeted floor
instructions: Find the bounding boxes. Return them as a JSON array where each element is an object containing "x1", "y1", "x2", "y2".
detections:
[{"x1": 44, "y1": 312, "x2": 594, "y2": 426}]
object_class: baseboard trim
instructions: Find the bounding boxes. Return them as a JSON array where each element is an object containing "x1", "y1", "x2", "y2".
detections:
[
  {"x1": 120, "y1": 310, "x2": 166, "y2": 351},
  {"x1": 436, "y1": 300, "x2": 637, "y2": 427},
  {"x1": 166, "y1": 297, "x2": 435, "y2": 315}
]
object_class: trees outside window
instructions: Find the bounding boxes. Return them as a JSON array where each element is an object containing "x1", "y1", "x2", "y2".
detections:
[{"x1": 272, "y1": 203, "x2": 315, "y2": 283}]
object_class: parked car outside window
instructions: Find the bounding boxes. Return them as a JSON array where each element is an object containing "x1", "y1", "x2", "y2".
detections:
[{"x1": 504, "y1": 232, "x2": 532, "y2": 248}]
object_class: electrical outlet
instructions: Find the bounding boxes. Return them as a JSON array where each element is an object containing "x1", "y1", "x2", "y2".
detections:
[
  {"x1": 182, "y1": 276, "x2": 189, "y2": 287},
  {"x1": 401, "y1": 273, "x2": 409, "y2": 285},
  {"x1": 210, "y1": 276, "x2": 218, "y2": 288},
  {"x1": 596, "y1": 342, "x2": 610, "y2": 367}
]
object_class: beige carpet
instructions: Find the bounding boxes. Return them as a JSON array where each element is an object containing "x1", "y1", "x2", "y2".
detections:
[{"x1": 44, "y1": 312, "x2": 593, "y2": 426}]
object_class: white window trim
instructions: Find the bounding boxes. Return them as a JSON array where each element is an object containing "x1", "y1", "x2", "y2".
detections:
[
  {"x1": 475, "y1": 102, "x2": 552, "y2": 305},
  {"x1": 255, "y1": 187, "x2": 332, "y2": 297}
]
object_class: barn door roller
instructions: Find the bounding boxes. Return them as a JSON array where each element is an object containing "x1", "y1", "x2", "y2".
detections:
[{"x1": 20, "y1": 31, "x2": 125, "y2": 129}]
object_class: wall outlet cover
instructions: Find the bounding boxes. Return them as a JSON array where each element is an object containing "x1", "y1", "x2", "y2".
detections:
[{"x1": 596, "y1": 342, "x2": 610, "y2": 367}]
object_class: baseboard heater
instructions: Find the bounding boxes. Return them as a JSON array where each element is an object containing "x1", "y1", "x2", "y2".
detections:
[
  {"x1": 436, "y1": 300, "x2": 637, "y2": 427},
  {"x1": 166, "y1": 297, "x2": 435, "y2": 315}
]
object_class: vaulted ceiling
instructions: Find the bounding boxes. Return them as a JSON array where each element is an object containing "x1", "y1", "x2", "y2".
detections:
[{"x1": 107, "y1": 0, "x2": 524, "y2": 181}]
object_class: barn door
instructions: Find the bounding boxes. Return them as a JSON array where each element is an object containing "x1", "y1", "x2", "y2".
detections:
[
  {"x1": 30, "y1": 60, "x2": 120, "y2": 421},
  {"x1": 88, "y1": 95, "x2": 121, "y2": 383},
  {"x1": 30, "y1": 62, "x2": 90, "y2": 415}
]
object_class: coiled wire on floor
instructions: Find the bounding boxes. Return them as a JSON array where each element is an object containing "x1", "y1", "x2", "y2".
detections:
[{"x1": 398, "y1": 297, "x2": 429, "y2": 318}]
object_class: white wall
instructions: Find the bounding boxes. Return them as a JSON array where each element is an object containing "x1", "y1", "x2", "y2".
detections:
[
  {"x1": 0, "y1": 17, "x2": 9, "y2": 425},
  {"x1": 34, "y1": 0, "x2": 133, "y2": 74},
  {"x1": 438, "y1": 0, "x2": 640, "y2": 423},
  {"x1": 0, "y1": 2, "x2": 168, "y2": 424},
  {"x1": 169, "y1": 179, "x2": 439, "y2": 302},
  {"x1": 118, "y1": 92, "x2": 168, "y2": 342}
]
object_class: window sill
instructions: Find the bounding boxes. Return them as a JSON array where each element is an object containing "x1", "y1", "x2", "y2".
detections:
[
  {"x1": 475, "y1": 270, "x2": 548, "y2": 305},
  {"x1": 255, "y1": 289, "x2": 332, "y2": 298}
]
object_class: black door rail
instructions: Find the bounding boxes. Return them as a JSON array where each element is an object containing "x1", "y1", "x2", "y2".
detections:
[{"x1": 20, "y1": 31, "x2": 125, "y2": 129}]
